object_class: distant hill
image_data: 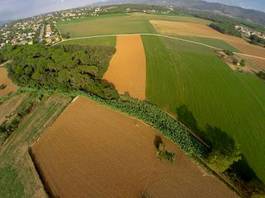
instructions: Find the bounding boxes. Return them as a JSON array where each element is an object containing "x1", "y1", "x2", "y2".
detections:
[{"x1": 102, "y1": 0, "x2": 265, "y2": 26}]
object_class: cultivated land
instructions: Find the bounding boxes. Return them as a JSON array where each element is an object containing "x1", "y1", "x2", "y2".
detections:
[
  {"x1": 60, "y1": 36, "x2": 116, "y2": 47},
  {"x1": 31, "y1": 96, "x2": 237, "y2": 198},
  {"x1": 104, "y1": 35, "x2": 146, "y2": 99},
  {"x1": 0, "y1": 67, "x2": 17, "y2": 97},
  {"x1": 58, "y1": 14, "x2": 155, "y2": 37},
  {"x1": 57, "y1": 14, "x2": 265, "y2": 183},
  {"x1": 143, "y1": 35, "x2": 265, "y2": 183},
  {"x1": 150, "y1": 20, "x2": 265, "y2": 59},
  {"x1": 0, "y1": 93, "x2": 71, "y2": 197}
]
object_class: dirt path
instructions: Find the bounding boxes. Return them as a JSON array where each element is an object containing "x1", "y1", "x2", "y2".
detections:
[
  {"x1": 58, "y1": 32, "x2": 265, "y2": 62},
  {"x1": 31, "y1": 96, "x2": 238, "y2": 198},
  {"x1": 0, "y1": 67, "x2": 17, "y2": 97},
  {"x1": 150, "y1": 20, "x2": 265, "y2": 61},
  {"x1": 104, "y1": 35, "x2": 146, "y2": 100}
]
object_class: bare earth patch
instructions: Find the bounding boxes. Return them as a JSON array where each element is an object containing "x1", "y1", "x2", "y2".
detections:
[
  {"x1": 0, "y1": 67, "x2": 17, "y2": 97},
  {"x1": 31, "y1": 96, "x2": 237, "y2": 198},
  {"x1": 104, "y1": 35, "x2": 146, "y2": 100},
  {"x1": 150, "y1": 20, "x2": 265, "y2": 65}
]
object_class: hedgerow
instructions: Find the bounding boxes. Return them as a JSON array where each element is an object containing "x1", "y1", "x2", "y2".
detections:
[{"x1": 86, "y1": 94, "x2": 208, "y2": 156}]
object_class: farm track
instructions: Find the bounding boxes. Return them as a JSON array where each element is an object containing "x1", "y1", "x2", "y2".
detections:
[{"x1": 55, "y1": 33, "x2": 265, "y2": 61}]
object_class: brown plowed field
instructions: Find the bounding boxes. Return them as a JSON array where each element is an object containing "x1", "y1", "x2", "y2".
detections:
[
  {"x1": 150, "y1": 20, "x2": 265, "y2": 59},
  {"x1": 104, "y1": 35, "x2": 146, "y2": 100},
  {"x1": 0, "y1": 67, "x2": 16, "y2": 96},
  {"x1": 31, "y1": 96, "x2": 238, "y2": 198}
]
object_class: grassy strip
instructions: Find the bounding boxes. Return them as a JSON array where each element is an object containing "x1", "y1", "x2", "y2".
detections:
[{"x1": 0, "y1": 90, "x2": 71, "y2": 197}]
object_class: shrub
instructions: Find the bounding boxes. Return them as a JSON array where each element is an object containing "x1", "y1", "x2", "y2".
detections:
[
  {"x1": 0, "y1": 84, "x2": 7, "y2": 90},
  {"x1": 86, "y1": 94, "x2": 208, "y2": 156}
]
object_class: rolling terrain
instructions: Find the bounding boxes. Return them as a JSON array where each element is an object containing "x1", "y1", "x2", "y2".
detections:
[
  {"x1": 104, "y1": 35, "x2": 146, "y2": 99},
  {"x1": 1, "y1": 8, "x2": 265, "y2": 198},
  {"x1": 58, "y1": 13, "x2": 265, "y2": 184},
  {"x1": 31, "y1": 96, "x2": 237, "y2": 198}
]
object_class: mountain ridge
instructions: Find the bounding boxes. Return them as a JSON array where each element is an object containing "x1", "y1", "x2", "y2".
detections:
[{"x1": 100, "y1": 0, "x2": 265, "y2": 26}]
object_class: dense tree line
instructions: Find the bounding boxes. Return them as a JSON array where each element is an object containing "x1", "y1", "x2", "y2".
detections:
[
  {"x1": 256, "y1": 71, "x2": 265, "y2": 81},
  {"x1": 209, "y1": 22, "x2": 241, "y2": 37},
  {"x1": 2, "y1": 44, "x2": 118, "y2": 99},
  {"x1": 249, "y1": 35, "x2": 265, "y2": 47}
]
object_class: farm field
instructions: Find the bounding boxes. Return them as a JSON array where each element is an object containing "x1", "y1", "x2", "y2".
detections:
[
  {"x1": 0, "y1": 67, "x2": 17, "y2": 97},
  {"x1": 57, "y1": 14, "x2": 155, "y2": 37},
  {"x1": 104, "y1": 35, "x2": 146, "y2": 99},
  {"x1": 60, "y1": 36, "x2": 116, "y2": 47},
  {"x1": 31, "y1": 96, "x2": 237, "y2": 198},
  {"x1": 178, "y1": 36, "x2": 239, "y2": 52},
  {"x1": 57, "y1": 13, "x2": 210, "y2": 38},
  {"x1": 0, "y1": 93, "x2": 71, "y2": 197},
  {"x1": 150, "y1": 20, "x2": 265, "y2": 59},
  {"x1": 143, "y1": 35, "x2": 265, "y2": 183}
]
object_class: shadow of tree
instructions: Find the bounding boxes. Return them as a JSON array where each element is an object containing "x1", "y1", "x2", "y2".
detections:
[{"x1": 176, "y1": 104, "x2": 265, "y2": 191}]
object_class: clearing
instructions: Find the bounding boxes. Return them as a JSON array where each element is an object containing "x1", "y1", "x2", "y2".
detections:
[
  {"x1": 0, "y1": 67, "x2": 17, "y2": 97},
  {"x1": 31, "y1": 96, "x2": 237, "y2": 198},
  {"x1": 104, "y1": 35, "x2": 146, "y2": 99}
]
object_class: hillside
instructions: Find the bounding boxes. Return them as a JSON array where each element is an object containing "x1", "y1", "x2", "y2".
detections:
[{"x1": 102, "y1": 0, "x2": 265, "y2": 27}]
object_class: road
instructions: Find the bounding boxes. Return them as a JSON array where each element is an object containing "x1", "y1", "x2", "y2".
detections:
[{"x1": 54, "y1": 33, "x2": 265, "y2": 61}]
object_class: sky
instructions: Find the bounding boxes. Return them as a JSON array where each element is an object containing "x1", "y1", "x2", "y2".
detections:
[
  {"x1": 0, "y1": 0, "x2": 101, "y2": 21},
  {"x1": 0, "y1": 0, "x2": 264, "y2": 22},
  {"x1": 204, "y1": 0, "x2": 265, "y2": 12}
]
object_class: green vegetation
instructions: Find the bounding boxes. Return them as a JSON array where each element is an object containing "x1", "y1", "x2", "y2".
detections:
[
  {"x1": 249, "y1": 34, "x2": 265, "y2": 47},
  {"x1": 58, "y1": 14, "x2": 156, "y2": 38},
  {"x1": 0, "y1": 84, "x2": 7, "y2": 90},
  {"x1": 57, "y1": 13, "x2": 211, "y2": 39},
  {"x1": 3, "y1": 44, "x2": 118, "y2": 99},
  {"x1": 209, "y1": 22, "x2": 241, "y2": 37},
  {"x1": 256, "y1": 71, "x2": 265, "y2": 81},
  {"x1": 0, "y1": 52, "x2": 7, "y2": 64},
  {"x1": 0, "y1": 91, "x2": 71, "y2": 197},
  {"x1": 61, "y1": 36, "x2": 116, "y2": 47},
  {"x1": 0, "y1": 166, "x2": 24, "y2": 198},
  {"x1": 143, "y1": 35, "x2": 265, "y2": 185},
  {"x1": 154, "y1": 136, "x2": 176, "y2": 163},
  {"x1": 180, "y1": 36, "x2": 239, "y2": 52},
  {"x1": 0, "y1": 92, "x2": 38, "y2": 142},
  {"x1": 77, "y1": 93, "x2": 207, "y2": 156}
]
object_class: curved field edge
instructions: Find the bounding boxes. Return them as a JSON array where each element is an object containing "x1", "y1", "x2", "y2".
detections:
[
  {"x1": 142, "y1": 35, "x2": 265, "y2": 183},
  {"x1": 29, "y1": 96, "x2": 238, "y2": 198},
  {"x1": 0, "y1": 91, "x2": 72, "y2": 197}
]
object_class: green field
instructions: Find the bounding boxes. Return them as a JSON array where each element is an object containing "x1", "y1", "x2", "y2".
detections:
[
  {"x1": 57, "y1": 13, "x2": 211, "y2": 38},
  {"x1": 58, "y1": 13, "x2": 237, "y2": 52},
  {"x1": 0, "y1": 92, "x2": 71, "y2": 197},
  {"x1": 58, "y1": 14, "x2": 155, "y2": 37},
  {"x1": 61, "y1": 36, "x2": 116, "y2": 47},
  {"x1": 143, "y1": 35, "x2": 265, "y2": 183},
  {"x1": 179, "y1": 36, "x2": 239, "y2": 52}
]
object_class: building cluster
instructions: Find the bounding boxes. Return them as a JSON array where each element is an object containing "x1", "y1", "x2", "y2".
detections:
[
  {"x1": 0, "y1": 14, "x2": 62, "y2": 48},
  {"x1": 0, "y1": 5, "x2": 171, "y2": 48},
  {"x1": 235, "y1": 25, "x2": 265, "y2": 39}
]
